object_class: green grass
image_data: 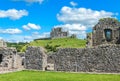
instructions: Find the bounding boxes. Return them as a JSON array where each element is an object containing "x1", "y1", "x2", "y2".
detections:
[
  {"x1": 7, "y1": 42, "x2": 28, "y2": 52},
  {"x1": 0, "y1": 71, "x2": 120, "y2": 81},
  {"x1": 21, "y1": 38, "x2": 86, "y2": 52},
  {"x1": 29, "y1": 38, "x2": 86, "y2": 48}
]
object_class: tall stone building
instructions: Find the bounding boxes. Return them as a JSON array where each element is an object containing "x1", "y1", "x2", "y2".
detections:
[
  {"x1": 87, "y1": 18, "x2": 120, "y2": 47},
  {"x1": 50, "y1": 27, "x2": 68, "y2": 39}
]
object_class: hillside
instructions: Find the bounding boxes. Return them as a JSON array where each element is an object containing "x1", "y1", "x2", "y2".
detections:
[{"x1": 21, "y1": 38, "x2": 86, "y2": 52}]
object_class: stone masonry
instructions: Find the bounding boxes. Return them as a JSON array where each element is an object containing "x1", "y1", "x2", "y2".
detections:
[
  {"x1": 87, "y1": 18, "x2": 120, "y2": 47},
  {"x1": 0, "y1": 47, "x2": 23, "y2": 71},
  {"x1": 24, "y1": 45, "x2": 120, "y2": 73},
  {"x1": 53, "y1": 45, "x2": 120, "y2": 73},
  {"x1": 25, "y1": 46, "x2": 47, "y2": 70},
  {"x1": 50, "y1": 27, "x2": 68, "y2": 39}
]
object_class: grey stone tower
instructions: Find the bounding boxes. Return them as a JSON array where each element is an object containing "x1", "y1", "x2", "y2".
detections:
[{"x1": 50, "y1": 27, "x2": 68, "y2": 39}]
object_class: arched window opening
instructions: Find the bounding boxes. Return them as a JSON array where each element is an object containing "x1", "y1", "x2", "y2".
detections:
[{"x1": 104, "y1": 29, "x2": 112, "y2": 42}]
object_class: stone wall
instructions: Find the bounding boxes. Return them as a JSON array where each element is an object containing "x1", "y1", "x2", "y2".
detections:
[
  {"x1": 87, "y1": 18, "x2": 120, "y2": 47},
  {"x1": 53, "y1": 45, "x2": 120, "y2": 73},
  {"x1": 25, "y1": 46, "x2": 47, "y2": 70},
  {"x1": 0, "y1": 47, "x2": 23, "y2": 70}
]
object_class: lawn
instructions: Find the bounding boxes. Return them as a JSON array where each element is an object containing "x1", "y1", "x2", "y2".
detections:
[{"x1": 0, "y1": 70, "x2": 120, "y2": 81}]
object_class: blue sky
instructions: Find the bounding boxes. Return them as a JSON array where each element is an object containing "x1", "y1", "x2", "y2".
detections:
[{"x1": 0, "y1": 0, "x2": 119, "y2": 42}]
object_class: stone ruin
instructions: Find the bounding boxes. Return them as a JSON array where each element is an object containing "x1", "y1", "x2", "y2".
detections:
[
  {"x1": 23, "y1": 45, "x2": 120, "y2": 73},
  {"x1": 0, "y1": 18, "x2": 120, "y2": 73},
  {"x1": 25, "y1": 46, "x2": 47, "y2": 71},
  {"x1": 50, "y1": 27, "x2": 68, "y2": 39},
  {"x1": 87, "y1": 18, "x2": 120, "y2": 47},
  {"x1": 0, "y1": 40, "x2": 24, "y2": 73},
  {"x1": 53, "y1": 46, "x2": 120, "y2": 73}
]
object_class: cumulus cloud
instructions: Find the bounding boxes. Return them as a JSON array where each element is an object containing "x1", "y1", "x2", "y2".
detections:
[
  {"x1": 70, "y1": 1, "x2": 78, "y2": 6},
  {"x1": 40, "y1": 32, "x2": 50, "y2": 38},
  {"x1": 33, "y1": 32, "x2": 50, "y2": 38},
  {"x1": 24, "y1": 36, "x2": 32, "y2": 40},
  {"x1": 13, "y1": 0, "x2": 44, "y2": 4},
  {"x1": 0, "y1": 28, "x2": 22, "y2": 34},
  {"x1": 57, "y1": 6, "x2": 116, "y2": 27},
  {"x1": 56, "y1": 6, "x2": 117, "y2": 39},
  {"x1": 54, "y1": 24, "x2": 87, "y2": 38},
  {"x1": 32, "y1": 32, "x2": 40, "y2": 36},
  {"x1": 22, "y1": 23, "x2": 41, "y2": 30},
  {"x1": 6, "y1": 31, "x2": 50, "y2": 43},
  {"x1": 6, "y1": 35, "x2": 32, "y2": 43},
  {"x1": 55, "y1": 24, "x2": 86, "y2": 31},
  {"x1": 0, "y1": 9, "x2": 28, "y2": 20}
]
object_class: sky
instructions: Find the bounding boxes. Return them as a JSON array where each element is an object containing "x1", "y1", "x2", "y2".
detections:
[{"x1": 0, "y1": 0, "x2": 119, "y2": 42}]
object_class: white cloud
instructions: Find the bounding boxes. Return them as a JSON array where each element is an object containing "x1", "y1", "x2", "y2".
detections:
[
  {"x1": 0, "y1": 9, "x2": 28, "y2": 20},
  {"x1": 25, "y1": 0, "x2": 44, "y2": 4},
  {"x1": 69, "y1": 30, "x2": 86, "y2": 39},
  {"x1": 32, "y1": 32, "x2": 40, "y2": 36},
  {"x1": 55, "y1": 24, "x2": 86, "y2": 31},
  {"x1": 33, "y1": 32, "x2": 50, "y2": 38},
  {"x1": 24, "y1": 36, "x2": 32, "y2": 40},
  {"x1": 5, "y1": 32, "x2": 50, "y2": 42},
  {"x1": 57, "y1": 6, "x2": 116, "y2": 27},
  {"x1": 41, "y1": 32, "x2": 50, "y2": 38},
  {"x1": 22, "y1": 23, "x2": 41, "y2": 30},
  {"x1": 13, "y1": 0, "x2": 44, "y2": 4},
  {"x1": 54, "y1": 24, "x2": 86, "y2": 39},
  {"x1": 70, "y1": 1, "x2": 78, "y2": 6},
  {"x1": 6, "y1": 35, "x2": 32, "y2": 43},
  {"x1": 56, "y1": 6, "x2": 117, "y2": 39},
  {"x1": 0, "y1": 28, "x2": 22, "y2": 34}
]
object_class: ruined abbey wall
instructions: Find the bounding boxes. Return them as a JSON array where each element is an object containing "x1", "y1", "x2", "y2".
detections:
[
  {"x1": 87, "y1": 18, "x2": 120, "y2": 47},
  {"x1": 53, "y1": 45, "x2": 120, "y2": 73},
  {"x1": 25, "y1": 47, "x2": 47, "y2": 70},
  {"x1": 0, "y1": 47, "x2": 23, "y2": 72},
  {"x1": 24, "y1": 45, "x2": 120, "y2": 73}
]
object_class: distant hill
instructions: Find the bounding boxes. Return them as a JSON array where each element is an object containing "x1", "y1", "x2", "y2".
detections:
[{"x1": 21, "y1": 38, "x2": 86, "y2": 53}]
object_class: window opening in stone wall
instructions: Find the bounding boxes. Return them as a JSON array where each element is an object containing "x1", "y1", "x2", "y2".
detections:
[
  {"x1": 104, "y1": 29, "x2": 112, "y2": 42},
  {"x1": 0, "y1": 54, "x2": 3, "y2": 63}
]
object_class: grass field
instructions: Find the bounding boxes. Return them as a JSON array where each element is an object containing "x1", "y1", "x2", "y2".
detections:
[
  {"x1": 21, "y1": 38, "x2": 86, "y2": 52},
  {"x1": 0, "y1": 71, "x2": 120, "y2": 81}
]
